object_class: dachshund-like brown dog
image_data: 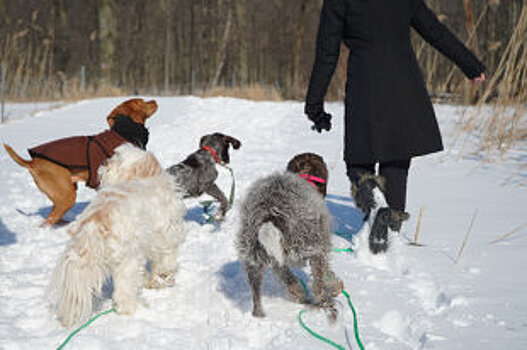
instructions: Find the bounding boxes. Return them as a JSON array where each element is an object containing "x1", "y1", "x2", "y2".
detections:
[{"x1": 3, "y1": 98, "x2": 158, "y2": 226}]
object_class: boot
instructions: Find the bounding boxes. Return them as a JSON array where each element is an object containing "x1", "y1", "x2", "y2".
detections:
[
  {"x1": 369, "y1": 208, "x2": 410, "y2": 254},
  {"x1": 351, "y1": 174, "x2": 386, "y2": 219},
  {"x1": 389, "y1": 209, "x2": 410, "y2": 232},
  {"x1": 352, "y1": 174, "x2": 409, "y2": 254}
]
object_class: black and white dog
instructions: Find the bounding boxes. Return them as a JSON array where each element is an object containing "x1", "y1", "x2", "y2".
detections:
[{"x1": 167, "y1": 133, "x2": 241, "y2": 221}]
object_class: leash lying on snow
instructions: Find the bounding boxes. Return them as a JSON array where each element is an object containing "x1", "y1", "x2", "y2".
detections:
[
  {"x1": 56, "y1": 308, "x2": 115, "y2": 350},
  {"x1": 55, "y1": 233, "x2": 355, "y2": 349},
  {"x1": 200, "y1": 163, "x2": 235, "y2": 224},
  {"x1": 297, "y1": 277, "x2": 365, "y2": 350},
  {"x1": 297, "y1": 243, "x2": 364, "y2": 350}
]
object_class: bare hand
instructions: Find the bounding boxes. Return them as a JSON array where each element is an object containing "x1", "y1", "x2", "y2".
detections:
[{"x1": 471, "y1": 73, "x2": 486, "y2": 84}]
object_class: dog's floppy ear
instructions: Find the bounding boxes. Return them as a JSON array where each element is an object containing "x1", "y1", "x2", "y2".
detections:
[
  {"x1": 199, "y1": 135, "x2": 208, "y2": 148},
  {"x1": 222, "y1": 135, "x2": 241, "y2": 150}
]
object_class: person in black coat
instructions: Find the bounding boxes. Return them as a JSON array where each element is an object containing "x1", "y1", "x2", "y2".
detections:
[{"x1": 305, "y1": 0, "x2": 486, "y2": 253}]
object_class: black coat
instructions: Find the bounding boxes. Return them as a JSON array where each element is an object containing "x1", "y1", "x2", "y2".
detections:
[{"x1": 306, "y1": 0, "x2": 485, "y2": 164}]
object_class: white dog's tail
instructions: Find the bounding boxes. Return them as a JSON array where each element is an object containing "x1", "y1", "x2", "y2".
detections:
[
  {"x1": 258, "y1": 221, "x2": 285, "y2": 265},
  {"x1": 49, "y1": 221, "x2": 108, "y2": 327}
]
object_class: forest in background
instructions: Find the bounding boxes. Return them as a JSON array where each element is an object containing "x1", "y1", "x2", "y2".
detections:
[{"x1": 0, "y1": 0, "x2": 525, "y2": 104}]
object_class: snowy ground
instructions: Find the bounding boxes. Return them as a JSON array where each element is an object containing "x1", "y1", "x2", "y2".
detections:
[
  {"x1": 0, "y1": 101, "x2": 67, "y2": 123},
  {"x1": 0, "y1": 97, "x2": 526, "y2": 349}
]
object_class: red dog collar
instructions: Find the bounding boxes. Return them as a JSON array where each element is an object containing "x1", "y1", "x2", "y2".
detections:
[{"x1": 202, "y1": 146, "x2": 220, "y2": 163}]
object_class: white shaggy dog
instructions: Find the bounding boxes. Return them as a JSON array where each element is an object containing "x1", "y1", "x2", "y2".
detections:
[{"x1": 48, "y1": 144, "x2": 186, "y2": 327}]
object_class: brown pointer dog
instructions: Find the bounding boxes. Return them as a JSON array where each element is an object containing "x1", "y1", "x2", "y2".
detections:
[
  {"x1": 3, "y1": 98, "x2": 158, "y2": 227},
  {"x1": 286, "y1": 152, "x2": 328, "y2": 198}
]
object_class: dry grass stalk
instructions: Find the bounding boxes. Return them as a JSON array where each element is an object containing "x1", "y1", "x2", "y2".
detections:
[
  {"x1": 458, "y1": 4, "x2": 526, "y2": 162},
  {"x1": 455, "y1": 209, "x2": 478, "y2": 264},
  {"x1": 413, "y1": 206, "x2": 425, "y2": 245},
  {"x1": 490, "y1": 222, "x2": 527, "y2": 244}
]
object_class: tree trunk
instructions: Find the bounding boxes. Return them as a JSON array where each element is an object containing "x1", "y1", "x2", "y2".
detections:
[
  {"x1": 98, "y1": 0, "x2": 116, "y2": 85},
  {"x1": 234, "y1": 0, "x2": 248, "y2": 86},
  {"x1": 211, "y1": 8, "x2": 233, "y2": 87},
  {"x1": 292, "y1": 0, "x2": 308, "y2": 94}
]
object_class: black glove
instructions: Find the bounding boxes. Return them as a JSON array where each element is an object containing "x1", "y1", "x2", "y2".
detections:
[{"x1": 305, "y1": 104, "x2": 332, "y2": 133}]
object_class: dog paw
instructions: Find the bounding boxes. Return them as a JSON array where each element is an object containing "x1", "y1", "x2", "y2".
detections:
[
  {"x1": 325, "y1": 305, "x2": 338, "y2": 324},
  {"x1": 327, "y1": 278, "x2": 344, "y2": 298},
  {"x1": 144, "y1": 272, "x2": 175, "y2": 289}
]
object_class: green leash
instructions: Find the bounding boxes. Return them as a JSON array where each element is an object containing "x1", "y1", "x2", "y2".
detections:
[
  {"x1": 298, "y1": 289, "x2": 365, "y2": 350},
  {"x1": 332, "y1": 230, "x2": 354, "y2": 253},
  {"x1": 56, "y1": 308, "x2": 116, "y2": 350},
  {"x1": 342, "y1": 290, "x2": 365, "y2": 350},
  {"x1": 331, "y1": 247, "x2": 354, "y2": 253},
  {"x1": 298, "y1": 245, "x2": 364, "y2": 350},
  {"x1": 298, "y1": 309, "x2": 346, "y2": 350}
]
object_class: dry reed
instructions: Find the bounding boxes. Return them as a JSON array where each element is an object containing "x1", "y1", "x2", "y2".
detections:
[
  {"x1": 413, "y1": 206, "x2": 425, "y2": 246},
  {"x1": 455, "y1": 209, "x2": 478, "y2": 264},
  {"x1": 490, "y1": 221, "x2": 527, "y2": 244}
]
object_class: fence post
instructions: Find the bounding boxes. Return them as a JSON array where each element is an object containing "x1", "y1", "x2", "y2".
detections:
[
  {"x1": 1, "y1": 63, "x2": 6, "y2": 123},
  {"x1": 80, "y1": 66, "x2": 86, "y2": 95}
]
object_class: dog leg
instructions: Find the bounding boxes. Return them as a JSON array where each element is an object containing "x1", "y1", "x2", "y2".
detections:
[
  {"x1": 245, "y1": 262, "x2": 266, "y2": 317},
  {"x1": 310, "y1": 256, "x2": 342, "y2": 322},
  {"x1": 112, "y1": 259, "x2": 143, "y2": 315},
  {"x1": 29, "y1": 162, "x2": 77, "y2": 226},
  {"x1": 45, "y1": 189, "x2": 76, "y2": 227},
  {"x1": 309, "y1": 256, "x2": 343, "y2": 313},
  {"x1": 145, "y1": 246, "x2": 179, "y2": 289},
  {"x1": 271, "y1": 262, "x2": 309, "y2": 304},
  {"x1": 204, "y1": 183, "x2": 229, "y2": 221}
]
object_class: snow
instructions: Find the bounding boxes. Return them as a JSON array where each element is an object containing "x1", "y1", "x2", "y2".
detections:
[{"x1": 0, "y1": 96, "x2": 526, "y2": 349}]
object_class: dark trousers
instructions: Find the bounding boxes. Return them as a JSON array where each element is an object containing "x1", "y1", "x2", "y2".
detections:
[{"x1": 346, "y1": 159, "x2": 411, "y2": 211}]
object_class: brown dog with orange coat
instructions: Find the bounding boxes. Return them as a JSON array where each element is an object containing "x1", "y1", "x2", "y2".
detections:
[{"x1": 3, "y1": 98, "x2": 158, "y2": 227}]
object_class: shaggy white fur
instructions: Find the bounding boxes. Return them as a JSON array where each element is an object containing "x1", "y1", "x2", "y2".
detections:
[{"x1": 47, "y1": 144, "x2": 186, "y2": 327}]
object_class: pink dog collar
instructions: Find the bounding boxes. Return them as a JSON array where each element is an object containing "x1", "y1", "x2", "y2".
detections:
[{"x1": 299, "y1": 173, "x2": 326, "y2": 187}]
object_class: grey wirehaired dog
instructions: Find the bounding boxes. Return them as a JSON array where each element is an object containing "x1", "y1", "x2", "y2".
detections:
[
  {"x1": 167, "y1": 133, "x2": 241, "y2": 221},
  {"x1": 236, "y1": 171, "x2": 343, "y2": 318}
]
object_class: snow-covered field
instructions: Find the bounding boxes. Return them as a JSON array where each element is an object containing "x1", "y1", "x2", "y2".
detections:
[
  {"x1": 1, "y1": 101, "x2": 67, "y2": 123},
  {"x1": 0, "y1": 97, "x2": 525, "y2": 349}
]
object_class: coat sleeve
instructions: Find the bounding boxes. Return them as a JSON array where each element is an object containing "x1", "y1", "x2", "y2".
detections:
[
  {"x1": 411, "y1": 0, "x2": 485, "y2": 79},
  {"x1": 305, "y1": 0, "x2": 347, "y2": 112}
]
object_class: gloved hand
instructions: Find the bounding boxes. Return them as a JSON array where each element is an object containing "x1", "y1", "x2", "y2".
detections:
[{"x1": 305, "y1": 104, "x2": 332, "y2": 133}]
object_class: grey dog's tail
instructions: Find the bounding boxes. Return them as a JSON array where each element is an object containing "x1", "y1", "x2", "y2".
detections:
[{"x1": 257, "y1": 221, "x2": 285, "y2": 265}]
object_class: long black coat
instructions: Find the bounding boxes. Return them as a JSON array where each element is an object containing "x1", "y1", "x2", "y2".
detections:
[{"x1": 306, "y1": 0, "x2": 485, "y2": 164}]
